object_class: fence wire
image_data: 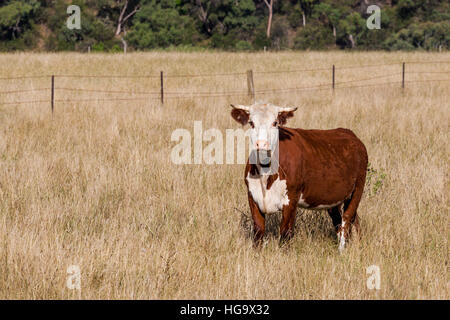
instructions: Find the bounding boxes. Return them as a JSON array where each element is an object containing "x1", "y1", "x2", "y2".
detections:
[{"x1": 0, "y1": 61, "x2": 449, "y2": 106}]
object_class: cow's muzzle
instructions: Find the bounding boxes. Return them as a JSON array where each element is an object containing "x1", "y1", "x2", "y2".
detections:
[{"x1": 256, "y1": 149, "x2": 271, "y2": 167}]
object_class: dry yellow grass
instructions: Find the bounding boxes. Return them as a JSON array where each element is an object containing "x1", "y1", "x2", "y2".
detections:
[{"x1": 0, "y1": 51, "x2": 449, "y2": 299}]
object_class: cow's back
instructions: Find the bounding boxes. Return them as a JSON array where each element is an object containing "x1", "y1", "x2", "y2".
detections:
[
  {"x1": 278, "y1": 127, "x2": 368, "y2": 206},
  {"x1": 281, "y1": 127, "x2": 366, "y2": 163}
]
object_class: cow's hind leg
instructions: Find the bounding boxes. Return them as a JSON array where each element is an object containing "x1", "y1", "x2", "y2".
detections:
[
  {"x1": 338, "y1": 177, "x2": 365, "y2": 252},
  {"x1": 327, "y1": 205, "x2": 343, "y2": 233},
  {"x1": 351, "y1": 210, "x2": 361, "y2": 237}
]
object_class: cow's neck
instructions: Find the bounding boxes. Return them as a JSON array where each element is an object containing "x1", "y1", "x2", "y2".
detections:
[{"x1": 249, "y1": 164, "x2": 280, "y2": 190}]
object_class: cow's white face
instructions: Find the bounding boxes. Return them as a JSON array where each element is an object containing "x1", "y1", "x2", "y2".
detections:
[{"x1": 231, "y1": 102, "x2": 297, "y2": 169}]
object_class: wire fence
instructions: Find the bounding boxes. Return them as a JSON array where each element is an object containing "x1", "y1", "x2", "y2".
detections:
[{"x1": 0, "y1": 60, "x2": 449, "y2": 111}]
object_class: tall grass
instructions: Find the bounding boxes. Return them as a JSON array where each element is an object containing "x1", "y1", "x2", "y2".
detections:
[{"x1": 0, "y1": 51, "x2": 448, "y2": 299}]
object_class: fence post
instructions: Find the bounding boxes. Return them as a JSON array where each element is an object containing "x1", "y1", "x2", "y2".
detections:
[
  {"x1": 332, "y1": 65, "x2": 335, "y2": 90},
  {"x1": 51, "y1": 75, "x2": 54, "y2": 114},
  {"x1": 247, "y1": 69, "x2": 255, "y2": 102},
  {"x1": 402, "y1": 62, "x2": 405, "y2": 89},
  {"x1": 160, "y1": 71, "x2": 164, "y2": 105}
]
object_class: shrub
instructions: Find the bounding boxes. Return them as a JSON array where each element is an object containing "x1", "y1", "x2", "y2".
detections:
[
  {"x1": 294, "y1": 24, "x2": 334, "y2": 50},
  {"x1": 235, "y1": 40, "x2": 252, "y2": 51}
]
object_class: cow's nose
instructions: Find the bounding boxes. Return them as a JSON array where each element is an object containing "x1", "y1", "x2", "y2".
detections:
[{"x1": 256, "y1": 140, "x2": 269, "y2": 150}]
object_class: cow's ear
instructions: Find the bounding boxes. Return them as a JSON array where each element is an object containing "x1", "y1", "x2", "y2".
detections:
[
  {"x1": 277, "y1": 107, "x2": 297, "y2": 125},
  {"x1": 230, "y1": 104, "x2": 250, "y2": 126}
]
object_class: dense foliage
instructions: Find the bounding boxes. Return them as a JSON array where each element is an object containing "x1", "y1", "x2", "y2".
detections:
[{"x1": 0, "y1": 0, "x2": 448, "y2": 51}]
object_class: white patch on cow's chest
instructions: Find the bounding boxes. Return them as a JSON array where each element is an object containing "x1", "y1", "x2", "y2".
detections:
[{"x1": 246, "y1": 173, "x2": 289, "y2": 214}]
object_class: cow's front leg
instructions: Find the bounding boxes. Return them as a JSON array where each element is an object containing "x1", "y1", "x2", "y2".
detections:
[
  {"x1": 280, "y1": 198, "x2": 298, "y2": 244},
  {"x1": 248, "y1": 192, "x2": 265, "y2": 246}
]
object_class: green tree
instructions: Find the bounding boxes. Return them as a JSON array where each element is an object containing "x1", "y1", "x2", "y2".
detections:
[
  {"x1": 312, "y1": 1, "x2": 344, "y2": 46},
  {"x1": 204, "y1": 0, "x2": 260, "y2": 49},
  {"x1": 126, "y1": 0, "x2": 197, "y2": 49},
  {"x1": 46, "y1": 0, "x2": 116, "y2": 51},
  {"x1": 384, "y1": 21, "x2": 450, "y2": 51},
  {"x1": 0, "y1": 0, "x2": 40, "y2": 50},
  {"x1": 0, "y1": 0, "x2": 449, "y2": 52}
]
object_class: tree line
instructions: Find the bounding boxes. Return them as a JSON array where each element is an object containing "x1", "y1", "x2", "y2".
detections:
[{"x1": 0, "y1": 0, "x2": 448, "y2": 52}]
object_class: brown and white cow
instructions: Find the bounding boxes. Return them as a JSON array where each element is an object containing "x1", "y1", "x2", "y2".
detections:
[{"x1": 231, "y1": 102, "x2": 368, "y2": 251}]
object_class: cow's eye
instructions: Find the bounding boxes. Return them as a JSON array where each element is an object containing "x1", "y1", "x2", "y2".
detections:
[
  {"x1": 272, "y1": 121, "x2": 278, "y2": 127},
  {"x1": 249, "y1": 121, "x2": 254, "y2": 128}
]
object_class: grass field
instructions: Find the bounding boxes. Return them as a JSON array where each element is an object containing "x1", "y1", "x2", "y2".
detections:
[{"x1": 0, "y1": 51, "x2": 448, "y2": 299}]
